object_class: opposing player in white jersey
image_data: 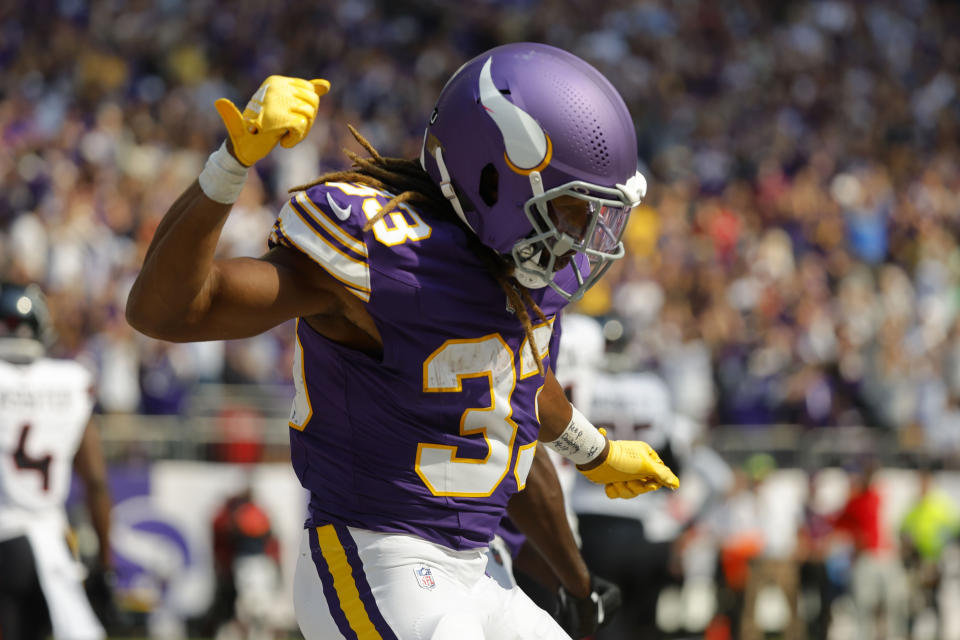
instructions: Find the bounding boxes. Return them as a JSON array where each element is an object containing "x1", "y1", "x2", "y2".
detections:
[
  {"x1": 558, "y1": 314, "x2": 703, "y2": 639},
  {"x1": 0, "y1": 283, "x2": 112, "y2": 640},
  {"x1": 482, "y1": 313, "x2": 622, "y2": 637}
]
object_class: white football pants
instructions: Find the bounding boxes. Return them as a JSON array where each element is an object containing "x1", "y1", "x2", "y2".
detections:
[
  {"x1": 294, "y1": 526, "x2": 571, "y2": 640},
  {"x1": 25, "y1": 522, "x2": 105, "y2": 640}
]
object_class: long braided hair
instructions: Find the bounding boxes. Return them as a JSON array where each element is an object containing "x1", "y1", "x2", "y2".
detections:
[{"x1": 292, "y1": 125, "x2": 549, "y2": 375}]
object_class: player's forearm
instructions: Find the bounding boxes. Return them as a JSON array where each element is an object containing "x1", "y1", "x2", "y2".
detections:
[
  {"x1": 126, "y1": 180, "x2": 233, "y2": 339},
  {"x1": 86, "y1": 482, "x2": 113, "y2": 567},
  {"x1": 513, "y1": 541, "x2": 560, "y2": 592},
  {"x1": 536, "y1": 370, "x2": 610, "y2": 467},
  {"x1": 74, "y1": 422, "x2": 113, "y2": 567},
  {"x1": 507, "y1": 445, "x2": 591, "y2": 599}
]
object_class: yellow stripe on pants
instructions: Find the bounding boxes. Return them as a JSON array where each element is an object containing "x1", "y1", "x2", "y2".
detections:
[{"x1": 316, "y1": 525, "x2": 384, "y2": 640}]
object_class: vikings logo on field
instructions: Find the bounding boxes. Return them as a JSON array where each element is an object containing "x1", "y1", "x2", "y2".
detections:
[{"x1": 414, "y1": 564, "x2": 437, "y2": 590}]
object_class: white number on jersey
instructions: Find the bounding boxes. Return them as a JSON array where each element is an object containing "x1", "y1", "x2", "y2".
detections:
[{"x1": 417, "y1": 333, "x2": 533, "y2": 497}]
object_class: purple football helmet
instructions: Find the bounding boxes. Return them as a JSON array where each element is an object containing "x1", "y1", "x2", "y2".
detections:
[{"x1": 420, "y1": 42, "x2": 646, "y2": 301}]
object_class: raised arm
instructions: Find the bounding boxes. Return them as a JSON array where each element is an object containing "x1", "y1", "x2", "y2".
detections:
[{"x1": 126, "y1": 77, "x2": 344, "y2": 342}]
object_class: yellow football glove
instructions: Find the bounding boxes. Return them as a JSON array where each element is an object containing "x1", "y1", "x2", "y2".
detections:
[
  {"x1": 215, "y1": 75, "x2": 330, "y2": 167},
  {"x1": 579, "y1": 429, "x2": 680, "y2": 499}
]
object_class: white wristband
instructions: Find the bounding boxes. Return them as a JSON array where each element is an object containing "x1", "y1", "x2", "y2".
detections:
[
  {"x1": 198, "y1": 141, "x2": 249, "y2": 204},
  {"x1": 543, "y1": 406, "x2": 606, "y2": 465}
]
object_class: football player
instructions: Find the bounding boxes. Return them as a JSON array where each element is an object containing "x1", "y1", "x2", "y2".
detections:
[
  {"x1": 0, "y1": 283, "x2": 112, "y2": 640},
  {"x1": 126, "y1": 43, "x2": 678, "y2": 639},
  {"x1": 559, "y1": 314, "x2": 719, "y2": 639}
]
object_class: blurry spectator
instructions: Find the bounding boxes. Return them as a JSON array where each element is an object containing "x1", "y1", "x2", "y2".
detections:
[
  {"x1": 795, "y1": 470, "x2": 840, "y2": 640},
  {"x1": 204, "y1": 488, "x2": 281, "y2": 640},
  {"x1": 701, "y1": 454, "x2": 804, "y2": 640},
  {"x1": 213, "y1": 406, "x2": 265, "y2": 465},
  {"x1": 832, "y1": 461, "x2": 909, "y2": 640},
  {"x1": 703, "y1": 466, "x2": 763, "y2": 640},
  {"x1": 83, "y1": 305, "x2": 141, "y2": 414},
  {"x1": 923, "y1": 393, "x2": 960, "y2": 460},
  {"x1": 838, "y1": 168, "x2": 892, "y2": 266},
  {"x1": 899, "y1": 467, "x2": 960, "y2": 637},
  {"x1": 738, "y1": 455, "x2": 805, "y2": 640},
  {"x1": 138, "y1": 342, "x2": 192, "y2": 415}
]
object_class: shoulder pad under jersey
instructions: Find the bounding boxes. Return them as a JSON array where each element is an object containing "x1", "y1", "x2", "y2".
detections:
[{"x1": 269, "y1": 183, "x2": 375, "y2": 302}]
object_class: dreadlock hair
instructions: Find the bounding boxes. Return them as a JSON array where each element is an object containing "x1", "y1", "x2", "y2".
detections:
[{"x1": 292, "y1": 125, "x2": 549, "y2": 375}]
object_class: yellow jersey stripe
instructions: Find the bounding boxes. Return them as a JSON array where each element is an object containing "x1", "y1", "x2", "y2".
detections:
[
  {"x1": 297, "y1": 192, "x2": 368, "y2": 257},
  {"x1": 277, "y1": 206, "x2": 372, "y2": 300},
  {"x1": 288, "y1": 320, "x2": 312, "y2": 432},
  {"x1": 282, "y1": 200, "x2": 372, "y2": 279},
  {"x1": 344, "y1": 287, "x2": 369, "y2": 301},
  {"x1": 315, "y1": 525, "x2": 383, "y2": 640},
  {"x1": 514, "y1": 440, "x2": 538, "y2": 491}
]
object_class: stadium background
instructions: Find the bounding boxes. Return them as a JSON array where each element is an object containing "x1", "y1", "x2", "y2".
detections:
[{"x1": 4, "y1": 0, "x2": 960, "y2": 638}]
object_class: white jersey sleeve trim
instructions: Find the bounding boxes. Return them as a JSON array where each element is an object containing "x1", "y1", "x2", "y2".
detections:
[{"x1": 275, "y1": 201, "x2": 372, "y2": 301}]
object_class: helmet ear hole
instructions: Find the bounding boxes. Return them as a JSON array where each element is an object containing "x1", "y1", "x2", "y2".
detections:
[{"x1": 479, "y1": 163, "x2": 499, "y2": 207}]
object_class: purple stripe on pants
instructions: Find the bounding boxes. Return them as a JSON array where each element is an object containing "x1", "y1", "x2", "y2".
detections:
[
  {"x1": 334, "y1": 525, "x2": 400, "y2": 640},
  {"x1": 308, "y1": 527, "x2": 359, "y2": 640}
]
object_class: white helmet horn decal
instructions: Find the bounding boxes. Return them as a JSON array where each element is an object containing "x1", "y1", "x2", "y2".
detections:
[{"x1": 479, "y1": 57, "x2": 551, "y2": 173}]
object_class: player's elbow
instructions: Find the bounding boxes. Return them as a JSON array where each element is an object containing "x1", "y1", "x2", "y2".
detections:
[
  {"x1": 125, "y1": 288, "x2": 161, "y2": 337},
  {"x1": 125, "y1": 312, "x2": 164, "y2": 340},
  {"x1": 125, "y1": 297, "x2": 145, "y2": 330},
  {"x1": 125, "y1": 287, "x2": 190, "y2": 342}
]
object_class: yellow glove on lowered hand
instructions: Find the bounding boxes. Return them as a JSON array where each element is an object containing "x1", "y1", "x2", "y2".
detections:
[
  {"x1": 215, "y1": 76, "x2": 330, "y2": 167},
  {"x1": 579, "y1": 429, "x2": 680, "y2": 499}
]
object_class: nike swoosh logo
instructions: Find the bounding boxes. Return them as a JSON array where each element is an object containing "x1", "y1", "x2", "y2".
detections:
[{"x1": 326, "y1": 193, "x2": 352, "y2": 221}]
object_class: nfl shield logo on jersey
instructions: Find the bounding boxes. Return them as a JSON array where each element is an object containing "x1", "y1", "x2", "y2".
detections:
[{"x1": 414, "y1": 565, "x2": 436, "y2": 590}]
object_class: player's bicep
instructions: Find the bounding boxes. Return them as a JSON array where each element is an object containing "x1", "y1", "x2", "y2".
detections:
[{"x1": 179, "y1": 245, "x2": 344, "y2": 341}]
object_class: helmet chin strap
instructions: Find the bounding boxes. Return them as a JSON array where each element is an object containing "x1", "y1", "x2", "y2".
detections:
[
  {"x1": 528, "y1": 170, "x2": 546, "y2": 204},
  {"x1": 513, "y1": 252, "x2": 552, "y2": 289},
  {"x1": 432, "y1": 146, "x2": 475, "y2": 232},
  {"x1": 510, "y1": 170, "x2": 554, "y2": 289}
]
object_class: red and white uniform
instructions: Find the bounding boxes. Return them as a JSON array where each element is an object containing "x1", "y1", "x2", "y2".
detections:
[{"x1": 0, "y1": 358, "x2": 105, "y2": 640}]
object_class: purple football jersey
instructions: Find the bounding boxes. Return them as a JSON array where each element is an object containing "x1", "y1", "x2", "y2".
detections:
[{"x1": 269, "y1": 181, "x2": 573, "y2": 550}]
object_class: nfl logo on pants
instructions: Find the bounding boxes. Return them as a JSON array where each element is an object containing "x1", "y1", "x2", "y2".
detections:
[{"x1": 414, "y1": 565, "x2": 436, "y2": 590}]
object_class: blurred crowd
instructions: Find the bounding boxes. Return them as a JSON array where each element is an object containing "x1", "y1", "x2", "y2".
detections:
[
  {"x1": 546, "y1": 313, "x2": 960, "y2": 640},
  {"x1": 3, "y1": 0, "x2": 960, "y2": 455},
  {"x1": 664, "y1": 455, "x2": 960, "y2": 640}
]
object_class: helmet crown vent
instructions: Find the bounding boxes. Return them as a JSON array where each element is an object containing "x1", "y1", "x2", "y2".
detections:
[{"x1": 550, "y1": 72, "x2": 611, "y2": 172}]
